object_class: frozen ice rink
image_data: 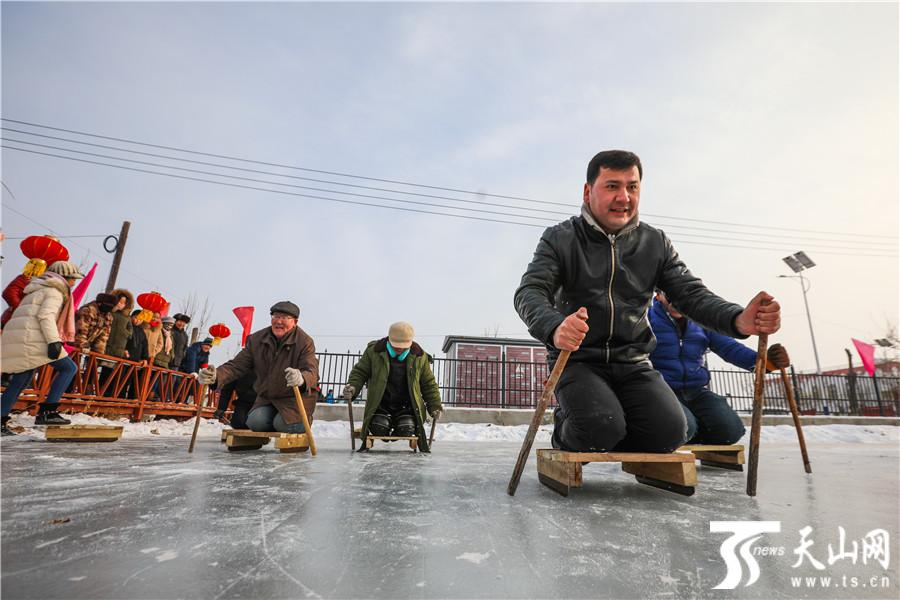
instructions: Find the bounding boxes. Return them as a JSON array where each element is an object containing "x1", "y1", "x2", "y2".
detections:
[{"x1": 1, "y1": 421, "x2": 898, "y2": 599}]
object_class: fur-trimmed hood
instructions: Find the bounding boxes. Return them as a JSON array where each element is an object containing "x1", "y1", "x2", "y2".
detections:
[{"x1": 111, "y1": 288, "x2": 134, "y2": 313}]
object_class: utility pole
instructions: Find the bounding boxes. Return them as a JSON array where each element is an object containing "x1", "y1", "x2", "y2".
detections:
[{"x1": 105, "y1": 221, "x2": 131, "y2": 293}]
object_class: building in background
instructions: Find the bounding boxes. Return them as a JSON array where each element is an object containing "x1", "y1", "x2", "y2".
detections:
[{"x1": 440, "y1": 336, "x2": 548, "y2": 407}]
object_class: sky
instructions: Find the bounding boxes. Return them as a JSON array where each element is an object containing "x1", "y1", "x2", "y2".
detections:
[{"x1": 1, "y1": 1, "x2": 898, "y2": 373}]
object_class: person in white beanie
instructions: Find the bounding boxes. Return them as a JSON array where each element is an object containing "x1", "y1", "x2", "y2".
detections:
[{"x1": 343, "y1": 321, "x2": 443, "y2": 452}]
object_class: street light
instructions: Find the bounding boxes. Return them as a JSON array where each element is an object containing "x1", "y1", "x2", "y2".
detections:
[{"x1": 779, "y1": 251, "x2": 822, "y2": 374}]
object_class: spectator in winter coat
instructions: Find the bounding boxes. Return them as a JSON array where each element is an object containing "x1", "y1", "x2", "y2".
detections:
[
  {"x1": 125, "y1": 310, "x2": 150, "y2": 364},
  {"x1": 648, "y1": 291, "x2": 791, "y2": 445},
  {"x1": 171, "y1": 313, "x2": 190, "y2": 371},
  {"x1": 213, "y1": 372, "x2": 256, "y2": 429},
  {"x1": 154, "y1": 317, "x2": 176, "y2": 369},
  {"x1": 1, "y1": 261, "x2": 85, "y2": 434},
  {"x1": 514, "y1": 150, "x2": 781, "y2": 454},
  {"x1": 197, "y1": 301, "x2": 319, "y2": 434},
  {"x1": 104, "y1": 289, "x2": 134, "y2": 360},
  {"x1": 1, "y1": 273, "x2": 31, "y2": 329},
  {"x1": 182, "y1": 338, "x2": 213, "y2": 374},
  {"x1": 74, "y1": 293, "x2": 118, "y2": 355},
  {"x1": 143, "y1": 313, "x2": 164, "y2": 365},
  {"x1": 123, "y1": 310, "x2": 150, "y2": 399},
  {"x1": 343, "y1": 322, "x2": 443, "y2": 452}
]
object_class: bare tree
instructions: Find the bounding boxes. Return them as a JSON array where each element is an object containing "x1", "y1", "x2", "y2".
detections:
[
  {"x1": 483, "y1": 324, "x2": 501, "y2": 337},
  {"x1": 179, "y1": 292, "x2": 214, "y2": 337}
]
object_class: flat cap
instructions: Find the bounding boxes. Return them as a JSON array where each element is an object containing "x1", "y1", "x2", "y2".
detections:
[{"x1": 270, "y1": 301, "x2": 300, "y2": 319}]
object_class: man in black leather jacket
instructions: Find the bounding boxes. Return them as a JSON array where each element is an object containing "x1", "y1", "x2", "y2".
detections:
[{"x1": 514, "y1": 150, "x2": 781, "y2": 454}]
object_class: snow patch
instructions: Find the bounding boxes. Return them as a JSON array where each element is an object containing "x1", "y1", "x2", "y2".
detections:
[
  {"x1": 456, "y1": 551, "x2": 491, "y2": 565},
  {"x1": 68, "y1": 576, "x2": 87, "y2": 582},
  {"x1": 155, "y1": 550, "x2": 178, "y2": 562},
  {"x1": 34, "y1": 537, "x2": 68, "y2": 549}
]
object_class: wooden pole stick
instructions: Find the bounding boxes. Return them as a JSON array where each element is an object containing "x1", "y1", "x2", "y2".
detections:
[
  {"x1": 188, "y1": 383, "x2": 208, "y2": 453},
  {"x1": 429, "y1": 412, "x2": 439, "y2": 448},
  {"x1": 292, "y1": 385, "x2": 317, "y2": 456},
  {"x1": 507, "y1": 350, "x2": 571, "y2": 496},
  {"x1": 746, "y1": 334, "x2": 768, "y2": 496},
  {"x1": 780, "y1": 367, "x2": 812, "y2": 474},
  {"x1": 348, "y1": 393, "x2": 356, "y2": 451}
]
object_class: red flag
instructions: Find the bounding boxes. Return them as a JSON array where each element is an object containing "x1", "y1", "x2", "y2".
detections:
[
  {"x1": 851, "y1": 338, "x2": 877, "y2": 376},
  {"x1": 71, "y1": 263, "x2": 98, "y2": 310},
  {"x1": 233, "y1": 306, "x2": 255, "y2": 347}
]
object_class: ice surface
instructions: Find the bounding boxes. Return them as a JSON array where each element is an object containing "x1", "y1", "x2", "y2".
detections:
[{"x1": 1, "y1": 419, "x2": 898, "y2": 599}]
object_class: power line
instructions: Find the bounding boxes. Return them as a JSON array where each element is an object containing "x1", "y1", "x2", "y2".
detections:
[
  {"x1": 2, "y1": 144, "x2": 548, "y2": 229},
  {"x1": 4, "y1": 117, "x2": 897, "y2": 241},
  {"x1": 4, "y1": 142, "x2": 895, "y2": 258},
  {"x1": 5, "y1": 127, "x2": 896, "y2": 249},
  {"x1": 1, "y1": 127, "x2": 569, "y2": 217},
  {"x1": 4, "y1": 234, "x2": 110, "y2": 240},
  {"x1": 1, "y1": 201, "x2": 179, "y2": 299}
]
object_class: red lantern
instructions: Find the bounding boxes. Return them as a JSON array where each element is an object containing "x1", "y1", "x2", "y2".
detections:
[
  {"x1": 136, "y1": 291, "x2": 168, "y2": 323},
  {"x1": 209, "y1": 323, "x2": 231, "y2": 346},
  {"x1": 20, "y1": 235, "x2": 70, "y2": 277}
]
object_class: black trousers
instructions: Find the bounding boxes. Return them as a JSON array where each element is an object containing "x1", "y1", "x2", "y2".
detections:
[{"x1": 553, "y1": 361, "x2": 687, "y2": 453}]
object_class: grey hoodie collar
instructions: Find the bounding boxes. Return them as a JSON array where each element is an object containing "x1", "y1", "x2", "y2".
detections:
[{"x1": 580, "y1": 204, "x2": 639, "y2": 237}]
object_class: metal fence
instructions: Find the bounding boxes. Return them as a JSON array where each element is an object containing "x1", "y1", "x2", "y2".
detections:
[{"x1": 317, "y1": 352, "x2": 900, "y2": 417}]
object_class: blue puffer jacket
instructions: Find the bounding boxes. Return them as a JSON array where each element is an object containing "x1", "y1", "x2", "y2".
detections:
[{"x1": 648, "y1": 299, "x2": 757, "y2": 390}]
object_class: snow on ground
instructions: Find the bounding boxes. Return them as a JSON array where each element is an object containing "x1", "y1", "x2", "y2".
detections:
[{"x1": 6, "y1": 412, "x2": 898, "y2": 444}]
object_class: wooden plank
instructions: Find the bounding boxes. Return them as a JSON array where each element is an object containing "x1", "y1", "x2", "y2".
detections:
[
  {"x1": 274, "y1": 434, "x2": 310, "y2": 453},
  {"x1": 226, "y1": 431, "x2": 296, "y2": 440},
  {"x1": 45, "y1": 426, "x2": 123, "y2": 442},
  {"x1": 367, "y1": 436, "x2": 418, "y2": 442},
  {"x1": 221, "y1": 429, "x2": 234, "y2": 442},
  {"x1": 225, "y1": 434, "x2": 270, "y2": 450},
  {"x1": 536, "y1": 450, "x2": 582, "y2": 496},
  {"x1": 679, "y1": 444, "x2": 745, "y2": 453},
  {"x1": 543, "y1": 449, "x2": 694, "y2": 464},
  {"x1": 693, "y1": 450, "x2": 745, "y2": 465},
  {"x1": 622, "y1": 461, "x2": 698, "y2": 487}
]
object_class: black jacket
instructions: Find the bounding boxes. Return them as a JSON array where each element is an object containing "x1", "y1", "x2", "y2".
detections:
[
  {"x1": 514, "y1": 211, "x2": 746, "y2": 365},
  {"x1": 171, "y1": 328, "x2": 189, "y2": 371},
  {"x1": 125, "y1": 326, "x2": 149, "y2": 363}
]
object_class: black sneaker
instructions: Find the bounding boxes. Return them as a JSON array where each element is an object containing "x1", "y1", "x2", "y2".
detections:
[
  {"x1": 34, "y1": 411, "x2": 71, "y2": 426},
  {"x1": 1, "y1": 416, "x2": 16, "y2": 437}
]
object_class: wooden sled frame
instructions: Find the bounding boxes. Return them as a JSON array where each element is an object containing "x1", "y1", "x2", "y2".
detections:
[
  {"x1": 679, "y1": 444, "x2": 745, "y2": 471},
  {"x1": 353, "y1": 428, "x2": 419, "y2": 452},
  {"x1": 44, "y1": 425, "x2": 124, "y2": 443},
  {"x1": 536, "y1": 449, "x2": 698, "y2": 497},
  {"x1": 224, "y1": 430, "x2": 312, "y2": 454}
]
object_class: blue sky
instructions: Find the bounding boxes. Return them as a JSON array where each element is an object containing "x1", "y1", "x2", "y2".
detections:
[{"x1": 2, "y1": 1, "x2": 897, "y2": 372}]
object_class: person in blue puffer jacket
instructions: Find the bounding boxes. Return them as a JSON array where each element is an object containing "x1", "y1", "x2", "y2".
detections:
[{"x1": 648, "y1": 291, "x2": 790, "y2": 444}]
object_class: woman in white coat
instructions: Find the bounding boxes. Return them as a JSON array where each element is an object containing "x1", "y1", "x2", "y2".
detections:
[{"x1": 1, "y1": 261, "x2": 84, "y2": 435}]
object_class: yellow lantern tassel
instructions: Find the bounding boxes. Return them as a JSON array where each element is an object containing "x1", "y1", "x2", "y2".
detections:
[
  {"x1": 137, "y1": 309, "x2": 153, "y2": 324},
  {"x1": 212, "y1": 337, "x2": 222, "y2": 346},
  {"x1": 23, "y1": 258, "x2": 48, "y2": 277}
]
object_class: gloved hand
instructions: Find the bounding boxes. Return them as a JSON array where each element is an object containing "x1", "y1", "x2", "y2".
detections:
[
  {"x1": 81, "y1": 346, "x2": 91, "y2": 355},
  {"x1": 47, "y1": 342, "x2": 63, "y2": 360},
  {"x1": 341, "y1": 385, "x2": 356, "y2": 402},
  {"x1": 766, "y1": 343, "x2": 791, "y2": 370},
  {"x1": 429, "y1": 408, "x2": 442, "y2": 421},
  {"x1": 197, "y1": 366, "x2": 217, "y2": 385},
  {"x1": 284, "y1": 367, "x2": 306, "y2": 389}
]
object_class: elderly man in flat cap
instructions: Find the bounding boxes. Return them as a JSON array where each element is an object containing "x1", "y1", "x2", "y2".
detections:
[
  {"x1": 343, "y1": 322, "x2": 443, "y2": 452},
  {"x1": 197, "y1": 301, "x2": 319, "y2": 433}
]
